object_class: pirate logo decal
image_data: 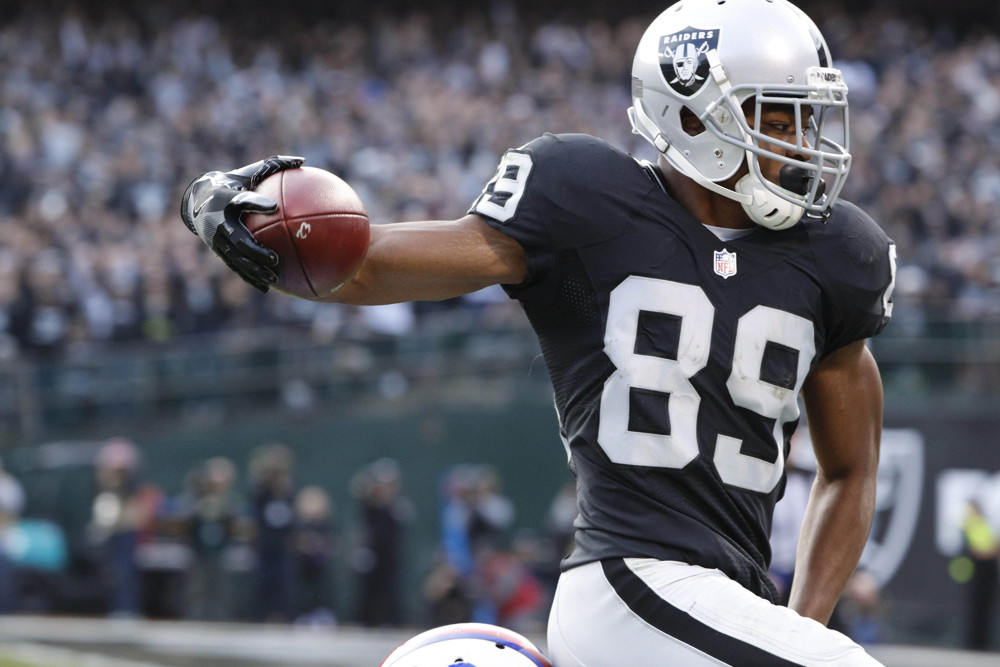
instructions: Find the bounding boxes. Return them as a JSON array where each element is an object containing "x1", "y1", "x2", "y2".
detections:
[{"x1": 658, "y1": 27, "x2": 719, "y2": 97}]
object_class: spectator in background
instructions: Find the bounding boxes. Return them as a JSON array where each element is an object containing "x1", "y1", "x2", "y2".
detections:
[
  {"x1": 352, "y1": 458, "x2": 413, "y2": 627},
  {"x1": 0, "y1": 459, "x2": 25, "y2": 613},
  {"x1": 466, "y1": 465, "x2": 516, "y2": 625},
  {"x1": 435, "y1": 464, "x2": 519, "y2": 624},
  {"x1": 837, "y1": 569, "x2": 885, "y2": 647},
  {"x1": 130, "y1": 482, "x2": 183, "y2": 619},
  {"x1": 87, "y1": 437, "x2": 143, "y2": 617},
  {"x1": 960, "y1": 499, "x2": 999, "y2": 651},
  {"x1": 438, "y1": 465, "x2": 477, "y2": 580},
  {"x1": 477, "y1": 530, "x2": 549, "y2": 634},
  {"x1": 292, "y1": 485, "x2": 338, "y2": 626},
  {"x1": 529, "y1": 481, "x2": 577, "y2": 601},
  {"x1": 248, "y1": 443, "x2": 298, "y2": 623},
  {"x1": 9, "y1": 249, "x2": 83, "y2": 357},
  {"x1": 426, "y1": 466, "x2": 480, "y2": 626},
  {"x1": 422, "y1": 554, "x2": 472, "y2": 627},
  {"x1": 467, "y1": 465, "x2": 515, "y2": 558},
  {"x1": 181, "y1": 456, "x2": 245, "y2": 621}
]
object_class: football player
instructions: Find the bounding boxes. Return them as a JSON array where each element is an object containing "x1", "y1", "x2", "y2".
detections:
[{"x1": 182, "y1": 0, "x2": 895, "y2": 664}]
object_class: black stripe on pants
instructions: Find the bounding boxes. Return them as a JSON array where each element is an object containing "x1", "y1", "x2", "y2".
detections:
[{"x1": 601, "y1": 559, "x2": 802, "y2": 666}]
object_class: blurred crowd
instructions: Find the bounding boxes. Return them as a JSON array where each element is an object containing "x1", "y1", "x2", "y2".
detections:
[
  {"x1": 0, "y1": 438, "x2": 343, "y2": 623},
  {"x1": 0, "y1": 433, "x2": 921, "y2": 647},
  {"x1": 0, "y1": 436, "x2": 568, "y2": 632},
  {"x1": 0, "y1": 2, "x2": 998, "y2": 362}
]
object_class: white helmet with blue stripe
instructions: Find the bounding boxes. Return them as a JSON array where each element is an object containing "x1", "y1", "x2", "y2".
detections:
[{"x1": 380, "y1": 623, "x2": 552, "y2": 667}]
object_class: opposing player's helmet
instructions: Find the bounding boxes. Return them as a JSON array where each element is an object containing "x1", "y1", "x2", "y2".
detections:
[
  {"x1": 629, "y1": 0, "x2": 850, "y2": 229},
  {"x1": 380, "y1": 623, "x2": 553, "y2": 667}
]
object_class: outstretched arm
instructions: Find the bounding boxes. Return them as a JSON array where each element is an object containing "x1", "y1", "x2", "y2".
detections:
[
  {"x1": 790, "y1": 339, "x2": 882, "y2": 624},
  {"x1": 323, "y1": 213, "x2": 528, "y2": 305},
  {"x1": 181, "y1": 161, "x2": 526, "y2": 301}
]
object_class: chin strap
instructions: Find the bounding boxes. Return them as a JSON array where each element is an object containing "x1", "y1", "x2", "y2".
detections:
[{"x1": 734, "y1": 172, "x2": 805, "y2": 230}]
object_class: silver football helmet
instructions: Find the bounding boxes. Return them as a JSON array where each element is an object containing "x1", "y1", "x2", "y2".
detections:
[
  {"x1": 629, "y1": 0, "x2": 851, "y2": 229},
  {"x1": 380, "y1": 623, "x2": 552, "y2": 667}
]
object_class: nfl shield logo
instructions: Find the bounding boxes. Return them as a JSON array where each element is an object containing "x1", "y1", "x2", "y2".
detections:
[{"x1": 714, "y1": 249, "x2": 737, "y2": 279}]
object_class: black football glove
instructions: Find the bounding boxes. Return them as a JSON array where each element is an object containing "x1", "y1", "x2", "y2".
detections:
[{"x1": 181, "y1": 155, "x2": 305, "y2": 292}]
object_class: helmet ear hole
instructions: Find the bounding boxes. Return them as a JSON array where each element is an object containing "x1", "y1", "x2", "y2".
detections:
[{"x1": 680, "y1": 107, "x2": 706, "y2": 137}]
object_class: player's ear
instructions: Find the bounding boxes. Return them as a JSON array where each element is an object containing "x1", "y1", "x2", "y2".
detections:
[{"x1": 680, "y1": 107, "x2": 705, "y2": 136}]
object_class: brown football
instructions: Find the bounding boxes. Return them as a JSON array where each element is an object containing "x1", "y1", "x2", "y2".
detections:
[{"x1": 244, "y1": 166, "x2": 369, "y2": 299}]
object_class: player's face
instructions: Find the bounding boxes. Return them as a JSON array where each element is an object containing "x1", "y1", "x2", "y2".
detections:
[{"x1": 745, "y1": 102, "x2": 813, "y2": 185}]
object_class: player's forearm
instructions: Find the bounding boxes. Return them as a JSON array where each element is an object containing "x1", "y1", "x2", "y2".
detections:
[
  {"x1": 326, "y1": 224, "x2": 494, "y2": 305},
  {"x1": 787, "y1": 468, "x2": 876, "y2": 624},
  {"x1": 792, "y1": 341, "x2": 883, "y2": 623},
  {"x1": 321, "y1": 216, "x2": 526, "y2": 305}
]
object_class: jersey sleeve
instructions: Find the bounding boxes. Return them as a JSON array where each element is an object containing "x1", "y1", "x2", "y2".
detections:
[
  {"x1": 812, "y1": 202, "x2": 896, "y2": 353},
  {"x1": 468, "y1": 133, "x2": 645, "y2": 304}
]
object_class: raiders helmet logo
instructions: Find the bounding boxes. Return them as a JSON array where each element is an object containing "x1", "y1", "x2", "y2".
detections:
[{"x1": 658, "y1": 27, "x2": 720, "y2": 97}]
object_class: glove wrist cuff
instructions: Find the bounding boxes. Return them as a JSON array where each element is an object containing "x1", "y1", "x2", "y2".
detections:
[{"x1": 179, "y1": 172, "x2": 210, "y2": 235}]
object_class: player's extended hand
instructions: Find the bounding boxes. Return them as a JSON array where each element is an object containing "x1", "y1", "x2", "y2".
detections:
[{"x1": 180, "y1": 155, "x2": 305, "y2": 292}]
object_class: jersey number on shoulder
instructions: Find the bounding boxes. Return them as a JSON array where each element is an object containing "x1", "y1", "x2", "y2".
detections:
[
  {"x1": 471, "y1": 150, "x2": 533, "y2": 223},
  {"x1": 598, "y1": 276, "x2": 816, "y2": 494}
]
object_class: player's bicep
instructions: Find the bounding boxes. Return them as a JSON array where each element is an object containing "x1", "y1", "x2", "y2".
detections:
[
  {"x1": 800, "y1": 340, "x2": 883, "y2": 480},
  {"x1": 328, "y1": 214, "x2": 527, "y2": 305}
]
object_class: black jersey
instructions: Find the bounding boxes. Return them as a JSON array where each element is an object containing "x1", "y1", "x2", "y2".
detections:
[{"x1": 469, "y1": 133, "x2": 895, "y2": 602}]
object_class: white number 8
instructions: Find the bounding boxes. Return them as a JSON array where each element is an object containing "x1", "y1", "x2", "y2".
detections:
[{"x1": 598, "y1": 276, "x2": 816, "y2": 494}]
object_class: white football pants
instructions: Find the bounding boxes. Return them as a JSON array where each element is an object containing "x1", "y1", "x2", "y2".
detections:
[{"x1": 546, "y1": 559, "x2": 882, "y2": 666}]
